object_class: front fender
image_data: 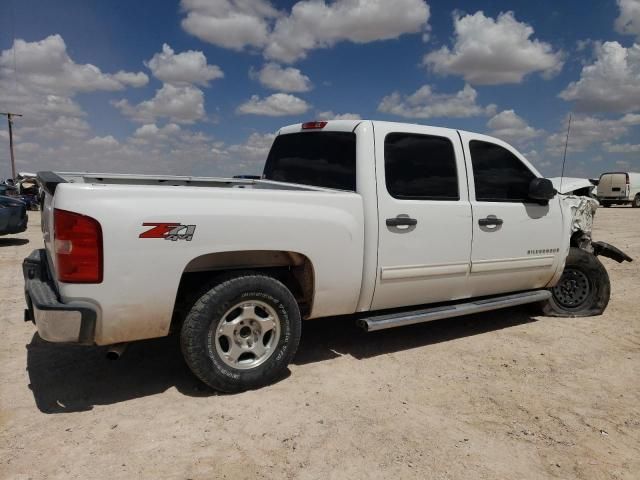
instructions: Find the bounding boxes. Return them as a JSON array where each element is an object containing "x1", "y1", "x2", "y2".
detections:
[{"x1": 592, "y1": 241, "x2": 633, "y2": 263}]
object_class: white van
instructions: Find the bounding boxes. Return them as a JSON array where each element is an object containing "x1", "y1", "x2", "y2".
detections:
[{"x1": 597, "y1": 172, "x2": 640, "y2": 208}]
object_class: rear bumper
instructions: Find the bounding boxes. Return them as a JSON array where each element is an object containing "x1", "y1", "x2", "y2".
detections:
[{"x1": 23, "y1": 249, "x2": 96, "y2": 344}]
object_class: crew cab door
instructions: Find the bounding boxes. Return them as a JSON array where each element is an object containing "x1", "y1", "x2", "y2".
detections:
[
  {"x1": 370, "y1": 124, "x2": 472, "y2": 310},
  {"x1": 459, "y1": 132, "x2": 564, "y2": 296}
]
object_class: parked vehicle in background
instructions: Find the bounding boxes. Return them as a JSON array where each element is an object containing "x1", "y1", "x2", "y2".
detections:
[
  {"x1": 23, "y1": 120, "x2": 633, "y2": 392},
  {"x1": 0, "y1": 180, "x2": 16, "y2": 197},
  {"x1": 0, "y1": 196, "x2": 28, "y2": 236},
  {"x1": 597, "y1": 172, "x2": 640, "y2": 207},
  {"x1": 15, "y1": 174, "x2": 42, "y2": 211}
]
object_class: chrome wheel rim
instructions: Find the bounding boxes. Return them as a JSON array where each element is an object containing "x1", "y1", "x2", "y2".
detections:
[
  {"x1": 552, "y1": 268, "x2": 591, "y2": 308},
  {"x1": 211, "y1": 300, "x2": 281, "y2": 370}
]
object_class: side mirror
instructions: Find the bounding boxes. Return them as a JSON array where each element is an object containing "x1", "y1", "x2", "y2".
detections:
[{"x1": 529, "y1": 178, "x2": 557, "y2": 202}]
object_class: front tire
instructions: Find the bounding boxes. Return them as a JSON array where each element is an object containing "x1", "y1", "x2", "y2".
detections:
[
  {"x1": 633, "y1": 195, "x2": 640, "y2": 208},
  {"x1": 181, "y1": 273, "x2": 302, "y2": 392},
  {"x1": 541, "y1": 247, "x2": 610, "y2": 317}
]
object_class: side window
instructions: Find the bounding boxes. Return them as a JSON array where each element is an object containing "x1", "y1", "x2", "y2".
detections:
[
  {"x1": 470, "y1": 140, "x2": 536, "y2": 202},
  {"x1": 384, "y1": 133, "x2": 459, "y2": 200}
]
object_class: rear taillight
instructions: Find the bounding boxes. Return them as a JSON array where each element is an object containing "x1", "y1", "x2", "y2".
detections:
[
  {"x1": 626, "y1": 174, "x2": 630, "y2": 185},
  {"x1": 54, "y1": 208, "x2": 103, "y2": 283}
]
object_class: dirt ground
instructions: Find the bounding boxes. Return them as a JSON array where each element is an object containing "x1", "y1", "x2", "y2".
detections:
[{"x1": 0, "y1": 209, "x2": 638, "y2": 480}]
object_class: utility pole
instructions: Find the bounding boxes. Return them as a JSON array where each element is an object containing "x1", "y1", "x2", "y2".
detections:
[{"x1": 1, "y1": 112, "x2": 22, "y2": 180}]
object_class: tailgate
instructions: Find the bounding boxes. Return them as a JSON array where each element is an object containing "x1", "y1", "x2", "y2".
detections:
[{"x1": 37, "y1": 172, "x2": 64, "y2": 282}]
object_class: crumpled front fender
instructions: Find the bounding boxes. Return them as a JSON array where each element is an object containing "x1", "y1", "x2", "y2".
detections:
[
  {"x1": 592, "y1": 241, "x2": 633, "y2": 263},
  {"x1": 561, "y1": 195, "x2": 633, "y2": 263},
  {"x1": 562, "y1": 195, "x2": 599, "y2": 235}
]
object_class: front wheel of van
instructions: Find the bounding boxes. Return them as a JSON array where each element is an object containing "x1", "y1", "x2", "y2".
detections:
[
  {"x1": 541, "y1": 247, "x2": 610, "y2": 317},
  {"x1": 633, "y1": 195, "x2": 640, "y2": 208}
]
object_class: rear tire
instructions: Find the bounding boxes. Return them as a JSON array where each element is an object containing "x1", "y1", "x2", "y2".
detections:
[
  {"x1": 181, "y1": 272, "x2": 302, "y2": 393},
  {"x1": 633, "y1": 195, "x2": 640, "y2": 208},
  {"x1": 541, "y1": 247, "x2": 610, "y2": 317},
  {"x1": 602, "y1": 202, "x2": 611, "y2": 208}
]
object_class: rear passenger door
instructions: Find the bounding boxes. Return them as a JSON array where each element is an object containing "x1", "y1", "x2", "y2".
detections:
[
  {"x1": 371, "y1": 124, "x2": 472, "y2": 310},
  {"x1": 460, "y1": 132, "x2": 564, "y2": 297}
]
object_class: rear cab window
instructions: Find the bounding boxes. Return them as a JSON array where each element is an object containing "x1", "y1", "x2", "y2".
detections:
[
  {"x1": 263, "y1": 132, "x2": 356, "y2": 191},
  {"x1": 384, "y1": 133, "x2": 459, "y2": 200}
]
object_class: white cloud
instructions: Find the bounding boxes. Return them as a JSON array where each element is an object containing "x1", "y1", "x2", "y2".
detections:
[
  {"x1": 0, "y1": 34, "x2": 148, "y2": 95},
  {"x1": 615, "y1": 0, "x2": 640, "y2": 39},
  {"x1": 146, "y1": 43, "x2": 224, "y2": 86},
  {"x1": 197, "y1": 132, "x2": 276, "y2": 176},
  {"x1": 132, "y1": 123, "x2": 182, "y2": 141},
  {"x1": 227, "y1": 132, "x2": 275, "y2": 164},
  {"x1": 604, "y1": 142, "x2": 640, "y2": 153},
  {"x1": 251, "y1": 63, "x2": 312, "y2": 92},
  {"x1": 87, "y1": 135, "x2": 120, "y2": 148},
  {"x1": 180, "y1": 0, "x2": 279, "y2": 50},
  {"x1": 4, "y1": 125, "x2": 273, "y2": 179},
  {"x1": 17, "y1": 115, "x2": 91, "y2": 141},
  {"x1": 423, "y1": 11, "x2": 564, "y2": 85},
  {"x1": 237, "y1": 93, "x2": 310, "y2": 116},
  {"x1": 180, "y1": 0, "x2": 430, "y2": 63},
  {"x1": 559, "y1": 42, "x2": 640, "y2": 113},
  {"x1": 112, "y1": 71, "x2": 149, "y2": 88},
  {"x1": 265, "y1": 0, "x2": 431, "y2": 63},
  {"x1": 487, "y1": 110, "x2": 543, "y2": 145},
  {"x1": 317, "y1": 111, "x2": 362, "y2": 120},
  {"x1": 546, "y1": 113, "x2": 640, "y2": 155},
  {"x1": 378, "y1": 84, "x2": 496, "y2": 119},
  {"x1": 113, "y1": 84, "x2": 206, "y2": 124},
  {"x1": 0, "y1": 34, "x2": 273, "y2": 179},
  {"x1": 0, "y1": 34, "x2": 151, "y2": 178}
]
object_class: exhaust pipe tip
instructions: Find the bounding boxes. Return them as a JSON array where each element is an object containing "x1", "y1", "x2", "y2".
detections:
[
  {"x1": 106, "y1": 343, "x2": 128, "y2": 360},
  {"x1": 356, "y1": 319, "x2": 369, "y2": 332}
]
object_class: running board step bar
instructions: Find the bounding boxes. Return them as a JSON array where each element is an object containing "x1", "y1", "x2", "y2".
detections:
[{"x1": 358, "y1": 290, "x2": 551, "y2": 332}]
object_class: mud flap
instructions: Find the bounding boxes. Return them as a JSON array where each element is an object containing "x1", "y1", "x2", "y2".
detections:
[{"x1": 592, "y1": 241, "x2": 633, "y2": 263}]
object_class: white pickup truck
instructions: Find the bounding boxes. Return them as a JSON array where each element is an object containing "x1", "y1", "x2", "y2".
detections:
[{"x1": 23, "y1": 120, "x2": 632, "y2": 392}]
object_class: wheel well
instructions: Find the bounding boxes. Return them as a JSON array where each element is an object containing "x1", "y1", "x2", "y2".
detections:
[
  {"x1": 171, "y1": 250, "x2": 315, "y2": 331},
  {"x1": 570, "y1": 229, "x2": 592, "y2": 251}
]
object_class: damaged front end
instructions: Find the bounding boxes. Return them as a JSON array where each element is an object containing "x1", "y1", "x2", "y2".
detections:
[{"x1": 562, "y1": 195, "x2": 633, "y2": 263}]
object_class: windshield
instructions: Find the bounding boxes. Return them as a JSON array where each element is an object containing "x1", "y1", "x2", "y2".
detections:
[{"x1": 263, "y1": 132, "x2": 356, "y2": 191}]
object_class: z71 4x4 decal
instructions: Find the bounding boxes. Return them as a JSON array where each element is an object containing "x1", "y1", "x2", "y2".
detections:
[{"x1": 139, "y1": 223, "x2": 196, "y2": 241}]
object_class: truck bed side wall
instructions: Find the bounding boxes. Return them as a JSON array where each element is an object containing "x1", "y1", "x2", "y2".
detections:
[{"x1": 50, "y1": 183, "x2": 365, "y2": 345}]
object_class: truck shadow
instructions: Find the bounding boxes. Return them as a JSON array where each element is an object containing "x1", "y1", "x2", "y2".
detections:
[
  {"x1": 26, "y1": 306, "x2": 537, "y2": 413},
  {"x1": 294, "y1": 306, "x2": 538, "y2": 365},
  {"x1": 26, "y1": 334, "x2": 214, "y2": 414}
]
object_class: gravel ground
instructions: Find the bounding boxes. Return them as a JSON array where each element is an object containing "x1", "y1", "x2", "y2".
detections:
[{"x1": 1, "y1": 209, "x2": 638, "y2": 480}]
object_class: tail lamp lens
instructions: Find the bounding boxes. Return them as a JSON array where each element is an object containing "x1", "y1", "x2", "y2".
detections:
[{"x1": 54, "y1": 208, "x2": 103, "y2": 283}]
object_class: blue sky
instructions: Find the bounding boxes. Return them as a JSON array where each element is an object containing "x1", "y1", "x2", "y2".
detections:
[{"x1": 0, "y1": 0, "x2": 639, "y2": 179}]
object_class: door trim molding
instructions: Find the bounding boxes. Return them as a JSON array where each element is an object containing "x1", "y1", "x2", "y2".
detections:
[
  {"x1": 381, "y1": 262, "x2": 469, "y2": 281},
  {"x1": 471, "y1": 255, "x2": 555, "y2": 273}
]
